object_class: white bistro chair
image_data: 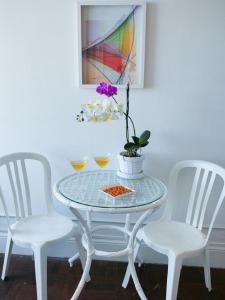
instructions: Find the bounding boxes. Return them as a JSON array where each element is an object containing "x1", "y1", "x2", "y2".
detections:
[
  {"x1": 0, "y1": 152, "x2": 86, "y2": 300},
  {"x1": 123, "y1": 160, "x2": 225, "y2": 300}
]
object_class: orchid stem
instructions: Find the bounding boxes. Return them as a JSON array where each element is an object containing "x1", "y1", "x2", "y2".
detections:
[
  {"x1": 112, "y1": 95, "x2": 136, "y2": 138},
  {"x1": 126, "y1": 85, "x2": 129, "y2": 143}
]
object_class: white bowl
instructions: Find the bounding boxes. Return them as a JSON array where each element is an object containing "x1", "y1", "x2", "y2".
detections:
[{"x1": 100, "y1": 184, "x2": 135, "y2": 199}]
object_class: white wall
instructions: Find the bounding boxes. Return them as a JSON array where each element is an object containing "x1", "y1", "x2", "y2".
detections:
[{"x1": 0, "y1": 0, "x2": 225, "y2": 265}]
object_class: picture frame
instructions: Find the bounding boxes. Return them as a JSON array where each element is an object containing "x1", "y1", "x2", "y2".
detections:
[{"x1": 77, "y1": 0, "x2": 146, "y2": 88}]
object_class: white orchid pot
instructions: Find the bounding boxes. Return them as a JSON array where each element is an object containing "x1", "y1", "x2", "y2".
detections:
[{"x1": 117, "y1": 154, "x2": 145, "y2": 179}]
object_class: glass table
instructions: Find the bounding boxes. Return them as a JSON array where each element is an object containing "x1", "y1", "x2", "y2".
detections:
[{"x1": 54, "y1": 170, "x2": 167, "y2": 300}]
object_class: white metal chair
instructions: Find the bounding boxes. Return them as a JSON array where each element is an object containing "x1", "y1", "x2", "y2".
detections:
[
  {"x1": 0, "y1": 152, "x2": 86, "y2": 300},
  {"x1": 123, "y1": 160, "x2": 225, "y2": 300}
]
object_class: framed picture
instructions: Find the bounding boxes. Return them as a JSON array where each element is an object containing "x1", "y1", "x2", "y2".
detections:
[{"x1": 77, "y1": 0, "x2": 146, "y2": 88}]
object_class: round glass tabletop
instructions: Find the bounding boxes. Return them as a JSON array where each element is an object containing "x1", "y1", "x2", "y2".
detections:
[{"x1": 57, "y1": 170, "x2": 167, "y2": 210}]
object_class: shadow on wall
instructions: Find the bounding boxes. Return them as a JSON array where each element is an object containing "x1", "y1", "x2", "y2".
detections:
[
  {"x1": 144, "y1": 2, "x2": 158, "y2": 89},
  {"x1": 144, "y1": 151, "x2": 172, "y2": 182}
]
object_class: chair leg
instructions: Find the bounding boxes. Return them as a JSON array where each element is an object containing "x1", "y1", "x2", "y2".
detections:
[
  {"x1": 122, "y1": 241, "x2": 140, "y2": 288},
  {"x1": 33, "y1": 245, "x2": 48, "y2": 300},
  {"x1": 202, "y1": 249, "x2": 212, "y2": 291},
  {"x1": 166, "y1": 254, "x2": 183, "y2": 300},
  {"x1": 1, "y1": 233, "x2": 13, "y2": 280},
  {"x1": 75, "y1": 234, "x2": 91, "y2": 282}
]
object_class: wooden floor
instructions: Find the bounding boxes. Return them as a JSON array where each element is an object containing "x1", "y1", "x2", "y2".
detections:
[{"x1": 0, "y1": 255, "x2": 225, "y2": 300}]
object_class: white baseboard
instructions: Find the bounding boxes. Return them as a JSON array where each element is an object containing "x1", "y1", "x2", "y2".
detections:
[{"x1": 1, "y1": 220, "x2": 225, "y2": 268}]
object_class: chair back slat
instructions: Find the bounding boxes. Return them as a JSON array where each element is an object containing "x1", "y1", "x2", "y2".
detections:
[
  {"x1": 167, "y1": 160, "x2": 225, "y2": 245},
  {"x1": 198, "y1": 172, "x2": 216, "y2": 230},
  {"x1": 13, "y1": 160, "x2": 25, "y2": 218},
  {"x1": 186, "y1": 167, "x2": 201, "y2": 225},
  {"x1": 0, "y1": 153, "x2": 53, "y2": 228},
  {"x1": 21, "y1": 159, "x2": 32, "y2": 215},
  {"x1": 6, "y1": 162, "x2": 20, "y2": 220},
  {"x1": 192, "y1": 169, "x2": 209, "y2": 227}
]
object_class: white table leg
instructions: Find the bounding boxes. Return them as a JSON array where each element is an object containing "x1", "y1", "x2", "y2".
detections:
[
  {"x1": 125, "y1": 208, "x2": 156, "y2": 299},
  {"x1": 70, "y1": 254, "x2": 92, "y2": 300},
  {"x1": 128, "y1": 252, "x2": 147, "y2": 300},
  {"x1": 86, "y1": 211, "x2": 92, "y2": 229},
  {"x1": 69, "y1": 206, "x2": 156, "y2": 300},
  {"x1": 68, "y1": 253, "x2": 79, "y2": 267},
  {"x1": 69, "y1": 208, "x2": 94, "y2": 300},
  {"x1": 122, "y1": 241, "x2": 140, "y2": 288},
  {"x1": 125, "y1": 213, "x2": 131, "y2": 243},
  {"x1": 68, "y1": 212, "x2": 92, "y2": 268}
]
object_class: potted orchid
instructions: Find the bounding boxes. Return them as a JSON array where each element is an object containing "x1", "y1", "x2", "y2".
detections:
[{"x1": 77, "y1": 82, "x2": 151, "y2": 178}]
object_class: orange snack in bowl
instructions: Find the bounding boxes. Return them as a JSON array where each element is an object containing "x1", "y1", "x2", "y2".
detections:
[{"x1": 103, "y1": 185, "x2": 132, "y2": 197}]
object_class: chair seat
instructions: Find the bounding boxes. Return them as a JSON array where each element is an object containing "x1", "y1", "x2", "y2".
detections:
[
  {"x1": 10, "y1": 212, "x2": 78, "y2": 246},
  {"x1": 142, "y1": 220, "x2": 206, "y2": 256}
]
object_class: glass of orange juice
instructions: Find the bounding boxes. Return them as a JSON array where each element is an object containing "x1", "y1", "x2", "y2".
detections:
[
  {"x1": 70, "y1": 156, "x2": 88, "y2": 172},
  {"x1": 94, "y1": 153, "x2": 111, "y2": 168}
]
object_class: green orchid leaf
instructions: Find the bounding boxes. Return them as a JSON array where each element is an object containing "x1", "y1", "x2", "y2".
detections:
[
  {"x1": 124, "y1": 142, "x2": 138, "y2": 151},
  {"x1": 139, "y1": 141, "x2": 149, "y2": 148},
  {"x1": 132, "y1": 136, "x2": 140, "y2": 145},
  {"x1": 139, "y1": 130, "x2": 151, "y2": 144}
]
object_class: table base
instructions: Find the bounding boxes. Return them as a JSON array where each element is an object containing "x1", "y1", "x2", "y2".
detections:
[{"x1": 68, "y1": 207, "x2": 157, "y2": 300}]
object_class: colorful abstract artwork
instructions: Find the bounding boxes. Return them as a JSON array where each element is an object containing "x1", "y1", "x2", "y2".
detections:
[{"x1": 80, "y1": 3, "x2": 145, "y2": 87}]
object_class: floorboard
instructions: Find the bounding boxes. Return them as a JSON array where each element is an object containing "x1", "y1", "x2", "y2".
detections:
[{"x1": 0, "y1": 255, "x2": 225, "y2": 299}]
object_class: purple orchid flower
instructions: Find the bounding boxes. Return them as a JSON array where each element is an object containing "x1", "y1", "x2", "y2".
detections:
[{"x1": 96, "y1": 82, "x2": 117, "y2": 97}]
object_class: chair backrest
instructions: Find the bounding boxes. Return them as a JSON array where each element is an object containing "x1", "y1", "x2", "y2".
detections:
[
  {"x1": 165, "y1": 160, "x2": 225, "y2": 244},
  {"x1": 0, "y1": 152, "x2": 53, "y2": 230}
]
